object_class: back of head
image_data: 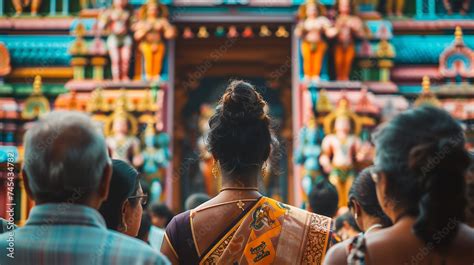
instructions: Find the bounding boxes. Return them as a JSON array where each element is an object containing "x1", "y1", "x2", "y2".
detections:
[
  {"x1": 208, "y1": 80, "x2": 272, "y2": 177},
  {"x1": 23, "y1": 111, "x2": 109, "y2": 204},
  {"x1": 308, "y1": 180, "x2": 339, "y2": 217},
  {"x1": 99, "y1": 159, "x2": 140, "y2": 230},
  {"x1": 185, "y1": 193, "x2": 210, "y2": 210},
  {"x1": 349, "y1": 167, "x2": 392, "y2": 227},
  {"x1": 373, "y1": 106, "x2": 471, "y2": 250},
  {"x1": 335, "y1": 211, "x2": 361, "y2": 233},
  {"x1": 150, "y1": 203, "x2": 174, "y2": 227}
]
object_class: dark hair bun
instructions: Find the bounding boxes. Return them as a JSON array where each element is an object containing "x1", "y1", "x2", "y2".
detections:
[
  {"x1": 220, "y1": 81, "x2": 268, "y2": 124},
  {"x1": 207, "y1": 80, "x2": 273, "y2": 175}
]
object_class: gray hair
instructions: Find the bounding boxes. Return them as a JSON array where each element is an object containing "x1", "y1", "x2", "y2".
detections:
[{"x1": 23, "y1": 111, "x2": 110, "y2": 202}]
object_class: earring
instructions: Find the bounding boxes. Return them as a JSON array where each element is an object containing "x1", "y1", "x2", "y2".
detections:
[
  {"x1": 354, "y1": 213, "x2": 358, "y2": 220},
  {"x1": 212, "y1": 160, "x2": 220, "y2": 179},
  {"x1": 261, "y1": 162, "x2": 268, "y2": 178},
  {"x1": 120, "y1": 222, "x2": 128, "y2": 233}
]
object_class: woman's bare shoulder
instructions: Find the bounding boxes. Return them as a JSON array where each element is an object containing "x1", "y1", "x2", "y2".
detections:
[{"x1": 323, "y1": 238, "x2": 351, "y2": 265}]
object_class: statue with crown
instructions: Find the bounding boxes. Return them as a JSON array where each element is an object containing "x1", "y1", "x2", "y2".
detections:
[
  {"x1": 105, "y1": 92, "x2": 141, "y2": 165},
  {"x1": 319, "y1": 96, "x2": 367, "y2": 208},
  {"x1": 295, "y1": 0, "x2": 332, "y2": 83},
  {"x1": 133, "y1": 0, "x2": 176, "y2": 82}
]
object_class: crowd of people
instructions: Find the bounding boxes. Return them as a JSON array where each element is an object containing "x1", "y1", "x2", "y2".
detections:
[{"x1": 0, "y1": 80, "x2": 473, "y2": 264}]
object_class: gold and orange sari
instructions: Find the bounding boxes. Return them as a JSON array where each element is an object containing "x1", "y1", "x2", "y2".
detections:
[{"x1": 199, "y1": 197, "x2": 333, "y2": 265}]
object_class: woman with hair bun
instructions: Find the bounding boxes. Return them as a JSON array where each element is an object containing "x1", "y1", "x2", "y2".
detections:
[
  {"x1": 324, "y1": 106, "x2": 474, "y2": 264},
  {"x1": 161, "y1": 80, "x2": 335, "y2": 264}
]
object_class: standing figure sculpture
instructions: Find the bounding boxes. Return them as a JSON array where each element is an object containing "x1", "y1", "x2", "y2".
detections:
[
  {"x1": 295, "y1": 111, "x2": 324, "y2": 201},
  {"x1": 319, "y1": 98, "x2": 362, "y2": 208},
  {"x1": 295, "y1": 0, "x2": 332, "y2": 83},
  {"x1": 140, "y1": 122, "x2": 171, "y2": 203},
  {"x1": 98, "y1": 0, "x2": 133, "y2": 81},
  {"x1": 331, "y1": 0, "x2": 365, "y2": 81},
  {"x1": 386, "y1": 0, "x2": 405, "y2": 17},
  {"x1": 133, "y1": 0, "x2": 176, "y2": 82},
  {"x1": 12, "y1": 0, "x2": 42, "y2": 16},
  {"x1": 106, "y1": 95, "x2": 141, "y2": 165},
  {"x1": 443, "y1": 0, "x2": 471, "y2": 15}
]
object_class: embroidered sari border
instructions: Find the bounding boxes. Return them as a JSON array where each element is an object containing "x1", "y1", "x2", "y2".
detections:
[
  {"x1": 199, "y1": 196, "x2": 265, "y2": 264},
  {"x1": 164, "y1": 232, "x2": 179, "y2": 261}
]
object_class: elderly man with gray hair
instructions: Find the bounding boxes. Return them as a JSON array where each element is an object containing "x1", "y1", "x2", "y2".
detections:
[{"x1": 0, "y1": 111, "x2": 169, "y2": 265}]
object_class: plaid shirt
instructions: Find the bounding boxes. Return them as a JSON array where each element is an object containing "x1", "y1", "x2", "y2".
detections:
[{"x1": 0, "y1": 204, "x2": 169, "y2": 265}]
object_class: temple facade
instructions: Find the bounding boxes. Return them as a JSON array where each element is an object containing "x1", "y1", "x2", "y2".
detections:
[{"x1": 0, "y1": 0, "x2": 473, "y2": 222}]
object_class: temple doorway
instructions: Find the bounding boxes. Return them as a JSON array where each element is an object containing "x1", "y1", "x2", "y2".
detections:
[{"x1": 172, "y1": 24, "x2": 293, "y2": 208}]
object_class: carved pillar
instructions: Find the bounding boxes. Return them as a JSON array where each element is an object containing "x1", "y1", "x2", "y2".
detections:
[
  {"x1": 50, "y1": 0, "x2": 56, "y2": 16},
  {"x1": 378, "y1": 59, "x2": 393, "y2": 82},
  {"x1": 91, "y1": 57, "x2": 107, "y2": 80},
  {"x1": 71, "y1": 58, "x2": 88, "y2": 80},
  {"x1": 416, "y1": 0, "x2": 436, "y2": 18},
  {"x1": 359, "y1": 59, "x2": 373, "y2": 81},
  {"x1": 62, "y1": 0, "x2": 69, "y2": 16}
]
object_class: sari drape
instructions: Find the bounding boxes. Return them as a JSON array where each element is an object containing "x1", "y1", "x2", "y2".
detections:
[{"x1": 198, "y1": 197, "x2": 333, "y2": 265}]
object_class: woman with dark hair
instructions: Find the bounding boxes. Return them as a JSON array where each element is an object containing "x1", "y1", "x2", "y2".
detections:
[
  {"x1": 324, "y1": 106, "x2": 474, "y2": 264},
  {"x1": 99, "y1": 159, "x2": 148, "y2": 237},
  {"x1": 161, "y1": 80, "x2": 334, "y2": 264},
  {"x1": 348, "y1": 166, "x2": 392, "y2": 232}
]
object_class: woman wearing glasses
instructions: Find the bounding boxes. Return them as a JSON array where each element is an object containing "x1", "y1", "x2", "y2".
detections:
[
  {"x1": 99, "y1": 159, "x2": 148, "y2": 237},
  {"x1": 324, "y1": 106, "x2": 474, "y2": 264}
]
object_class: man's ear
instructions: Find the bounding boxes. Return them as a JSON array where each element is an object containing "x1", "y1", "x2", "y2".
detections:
[
  {"x1": 22, "y1": 170, "x2": 35, "y2": 202},
  {"x1": 98, "y1": 160, "x2": 112, "y2": 203}
]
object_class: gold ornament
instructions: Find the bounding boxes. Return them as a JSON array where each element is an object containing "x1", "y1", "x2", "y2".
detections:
[
  {"x1": 87, "y1": 87, "x2": 110, "y2": 112},
  {"x1": 212, "y1": 160, "x2": 221, "y2": 179},
  {"x1": 414, "y1": 76, "x2": 441, "y2": 107},
  {"x1": 261, "y1": 162, "x2": 268, "y2": 178},
  {"x1": 104, "y1": 90, "x2": 138, "y2": 136},
  {"x1": 22, "y1": 75, "x2": 50, "y2": 119},
  {"x1": 322, "y1": 97, "x2": 371, "y2": 135},
  {"x1": 275, "y1": 26, "x2": 289, "y2": 38},
  {"x1": 259, "y1": 25, "x2": 272, "y2": 37},
  {"x1": 197, "y1": 26, "x2": 209, "y2": 38}
]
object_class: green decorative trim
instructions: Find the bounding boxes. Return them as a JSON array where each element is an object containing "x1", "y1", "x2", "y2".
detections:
[{"x1": 2, "y1": 84, "x2": 68, "y2": 97}]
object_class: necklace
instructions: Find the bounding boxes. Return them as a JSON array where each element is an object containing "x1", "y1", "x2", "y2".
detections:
[
  {"x1": 191, "y1": 198, "x2": 259, "y2": 217},
  {"x1": 365, "y1": 223, "x2": 382, "y2": 234},
  {"x1": 219, "y1": 187, "x2": 259, "y2": 192}
]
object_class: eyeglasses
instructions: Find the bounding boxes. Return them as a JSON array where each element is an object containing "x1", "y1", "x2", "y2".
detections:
[{"x1": 128, "y1": 194, "x2": 148, "y2": 206}]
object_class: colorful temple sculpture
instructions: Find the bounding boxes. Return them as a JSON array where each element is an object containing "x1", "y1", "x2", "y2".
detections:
[{"x1": 0, "y1": 0, "x2": 474, "y2": 220}]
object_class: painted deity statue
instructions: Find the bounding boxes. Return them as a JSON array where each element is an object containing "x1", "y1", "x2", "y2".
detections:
[
  {"x1": 443, "y1": 0, "x2": 471, "y2": 15},
  {"x1": 320, "y1": 99, "x2": 362, "y2": 208},
  {"x1": 98, "y1": 0, "x2": 133, "y2": 81},
  {"x1": 295, "y1": 0, "x2": 332, "y2": 83},
  {"x1": 386, "y1": 0, "x2": 405, "y2": 17},
  {"x1": 331, "y1": 0, "x2": 365, "y2": 81},
  {"x1": 140, "y1": 122, "x2": 171, "y2": 203},
  {"x1": 12, "y1": 0, "x2": 42, "y2": 16},
  {"x1": 141, "y1": 123, "x2": 171, "y2": 178},
  {"x1": 295, "y1": 112, "x2": 324, "y2": 201},
  {"x1": 133, "y1": 0, "x2": 176, "y2": 82},
  {"x1": 107, "y1": 114, "x2": 141, "y2": 164},
  {"x1": 106, "y1": 95, "x2": 141, "y2": 164}
]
